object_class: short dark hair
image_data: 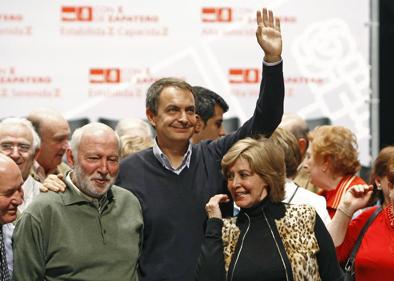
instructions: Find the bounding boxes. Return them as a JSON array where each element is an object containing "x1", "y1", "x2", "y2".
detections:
[
  {"x1": 146, "y1": 78, "x2": 195, "y2": 115},
  {"x1": 192, "y1": 86, "x2": 229, "y2": 124}
]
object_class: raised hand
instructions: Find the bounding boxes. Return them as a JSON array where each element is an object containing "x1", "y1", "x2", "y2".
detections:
[
  {"x1": 256, "y1": 8, "x2": 282, "y2": 63},
  {"x1": 205, "y1": 194, "x2": 229, "y2": 219}
]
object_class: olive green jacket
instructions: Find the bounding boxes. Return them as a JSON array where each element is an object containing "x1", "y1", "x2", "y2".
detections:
[{"x1": 12, "y1": 178, "x2": 143, "y2": 281}]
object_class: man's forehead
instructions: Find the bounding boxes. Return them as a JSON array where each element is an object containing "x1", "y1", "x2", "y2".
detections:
[
  {"x1": 79, "y1": 131, "x2": 119, "y2": 150},
  {"x1": 0, "y1": 161, "x2": 23, "y2": 189},
  {"x1": 0, "y1": 125, "x2": 33, "y2": 143},
  {"x1": 41, "y1": 122, "x2": 70, "y2": 140},
  {"x1": 0, "y1": 178, "x2": 23, "y2": 194},
  {"x1": 159, "y1": 86, "x2": 195, "y2": 104},
  {"x1": 41, "y1": 117, "x2": 69, "y2": 132}
]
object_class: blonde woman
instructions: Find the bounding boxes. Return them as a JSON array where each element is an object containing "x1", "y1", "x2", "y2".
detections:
[
  {"x1": 115, "y1": 118, "x2": 153, "y2": 158},
  {"x1": 196, "y1": 137, "x2": 343, "y2": 281}
]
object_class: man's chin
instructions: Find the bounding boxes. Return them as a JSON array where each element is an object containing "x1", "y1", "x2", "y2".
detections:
[
  {"x1": 1, "y1": 214, "x2": 17, "y2": 224},
  {"x1": 172, "y1": 131, "x2": 194, "y2": 141},
  {"x1": 90, "y1": 182, "x2": 114, "y2": 197}
]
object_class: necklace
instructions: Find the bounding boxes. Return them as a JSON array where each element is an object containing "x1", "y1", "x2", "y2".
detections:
[{"x1": 385, "y1": 203, "x2": 394, "y2": 228}]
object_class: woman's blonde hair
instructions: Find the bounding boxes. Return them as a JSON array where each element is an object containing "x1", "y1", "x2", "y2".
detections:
[
  {"x1": 115, "y1": 118, "x2": 153, "y2": 158},
  {"x1": 309, "y1": 125, "x2": 360, "y2": 176},
  {"x1": 221, "y1": 137, "x2": 285, "y2": 203}
]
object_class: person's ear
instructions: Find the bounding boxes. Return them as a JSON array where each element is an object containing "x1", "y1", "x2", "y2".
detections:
[
  {"x1": 66, "y1": 148, "x2": 75, "y2": 167},
  {"x1": 33, "y1": 148, "x2": 41, "y2": 161},
  {"x1": 321, "y1": 158, "x2": 330, "y2": 173},
  {"x1": 298, "y1": 138, "x2": 308, "y2": 157},
  {"x1": 146, "y1": 108, "x2": 157, "y2": 128},
  {"x1": 194, "y1": 115, "x2": 202, "y2": 134}
]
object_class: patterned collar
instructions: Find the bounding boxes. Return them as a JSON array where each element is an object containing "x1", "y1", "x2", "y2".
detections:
[{"x1": 152, "y1": 138, "x2": 192, "y2": 175}]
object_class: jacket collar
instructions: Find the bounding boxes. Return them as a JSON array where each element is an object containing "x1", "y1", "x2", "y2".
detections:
[{"x1": 62, "y1": 170, "x2": 114, "y2": 206}]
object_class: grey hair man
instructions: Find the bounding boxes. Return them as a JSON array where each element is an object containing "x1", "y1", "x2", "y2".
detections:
[
  {"x1": 279, "y1": 112, "x2": 309, "y2": 157},
  {"x1": 13, "y1": 123, "x2": 143, "y2": 281},
  {"x1": 0, "y1": 118, "x2": 42, "y2": 212},
  {"x1": 279, "y1": 112, "x2": 317, "y2": 193},
  {"x1": 27, "y1": 108, "x2": 70, "y2": 182}
]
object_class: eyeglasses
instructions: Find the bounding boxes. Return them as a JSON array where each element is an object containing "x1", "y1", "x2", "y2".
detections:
[{"x1": 0, "y1": 142, "x2": 32, "y2": 153}]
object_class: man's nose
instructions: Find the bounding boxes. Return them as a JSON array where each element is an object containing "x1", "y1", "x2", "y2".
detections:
[
  {"x1": 9, "y1": 146, "x2": 21, "y2": 160},
  {"x1": 97, "y1": 159, "x2": 109, "y2": 174},
  {"x1": 62, "y1": 140, "x2": 69, "y2": 150},
  {"x1": 219, "y1": 126, "x2": 226, "y2": 137},
  {"x1": 12, "y1": 190, "x2": 24, "y2": 206},
  {"x1": 178, "y1": 111, "x2": 188, "y2": 122}
]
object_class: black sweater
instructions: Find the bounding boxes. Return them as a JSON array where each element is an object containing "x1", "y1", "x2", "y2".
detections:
[
  {"x1": 116, "y1": 62, "x2": 284, "y2": 281},
  {"x1": 196, "y1": 199, "x2": 344, "y2": 281}
]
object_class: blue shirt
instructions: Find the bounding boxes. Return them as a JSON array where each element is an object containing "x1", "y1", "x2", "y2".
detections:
[{"x1": 152, "y1": 138, "x2": 192, "y2": 175}]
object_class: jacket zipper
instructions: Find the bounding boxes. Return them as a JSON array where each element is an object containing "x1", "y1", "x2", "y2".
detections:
[
  {"x1": 262, "y1": 210, "x2": 290, "y2": 281},
  {"x1": 229, "y1": 213, "x2": 251, "y2": 281}
]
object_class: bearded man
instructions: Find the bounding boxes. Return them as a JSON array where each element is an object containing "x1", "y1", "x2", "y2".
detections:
[{"x1": 12, "y1": 123, "x2": 143, "y2": 281}]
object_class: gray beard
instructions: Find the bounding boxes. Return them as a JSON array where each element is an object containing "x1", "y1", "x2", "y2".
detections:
[{"x1": 73, "y1": 164, "x2": 115, "y2": 198}]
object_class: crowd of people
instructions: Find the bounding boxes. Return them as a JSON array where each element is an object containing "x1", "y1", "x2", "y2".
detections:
[{"x1": 0, "y1": 7, "x2": 392, "y2": 281}]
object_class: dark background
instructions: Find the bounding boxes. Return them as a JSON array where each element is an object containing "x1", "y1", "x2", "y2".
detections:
[{"x1": 379, "y1": 0, "x2": 394, "y2": 148}]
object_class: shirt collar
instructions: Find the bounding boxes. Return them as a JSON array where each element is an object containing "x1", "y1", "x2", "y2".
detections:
[
  {"x1": 152, "y1": 138, "x2": 192, "y2": 175},
  {"x1": 31, "y1": 161, "x2": 47, "y2": 183},
  {"x1": 31, "y1": 161, "x2": 60, "y2": 183}
]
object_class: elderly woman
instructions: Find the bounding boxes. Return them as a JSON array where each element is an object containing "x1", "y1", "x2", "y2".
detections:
[
  {"x1": 304, "y1": 125, "x2": 366, "y2": 218},
  {"x1": 196, "y1": 137, "x2": 343, "y2": 281},
  {"x1": 329, "y1": 146, "x2": 394, "y2": 281},
  {"x1": 115, "y1": 117, "x2": 153, "y2": 159},
  {"x1": 269, "y1": 128, "x2": 331, "y2": 226}
]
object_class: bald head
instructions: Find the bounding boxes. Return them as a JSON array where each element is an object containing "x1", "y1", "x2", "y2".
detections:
[
  {"x1": 27, "y1": 108, "x2": 70, "y2": 173},
  {"x1": 0, "y1": 153, "x2": 20, "y2": 172},
  {"x1": 27, "y1": 108, "x2": 69, "y2": 134},
  {"x1": 0, "y1": 154, "x2": 24, "y2": 224},
  {"x1": 279, "y1": 113, "x2": 309, "y2": 157},
  {"x1": 67, "y1": 123, "x2": 120, "y2": 198}
]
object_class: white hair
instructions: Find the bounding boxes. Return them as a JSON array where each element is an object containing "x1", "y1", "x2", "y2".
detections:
[
  {"x1": 70, "y1": 122, "x2": 121, "y2": 158},
  {"x1": 0, "y1": 117, "x2": 41, "y2": 151},
  {"x1": 115, "y1": 118, "x2": 152, "y2": 139}
]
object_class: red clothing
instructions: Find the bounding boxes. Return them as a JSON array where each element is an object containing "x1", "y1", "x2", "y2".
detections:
[
  {"x1": 336, "y1": 206, "x2": 394, "y2": 281},
  {"x1": 319, "y1": 175, "x2": 366, "y2": 218}
]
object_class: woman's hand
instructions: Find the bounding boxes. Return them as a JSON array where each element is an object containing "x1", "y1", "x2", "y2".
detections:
[
  {"x1": 339, "y1": 184, "x2": 373, "y2": 216},
  {"x1": 256, "y1": 8, "x2": 282, "y2": 63},
  {"x1": 205, "y1": 194, "x2": 229, "y2": 219}
]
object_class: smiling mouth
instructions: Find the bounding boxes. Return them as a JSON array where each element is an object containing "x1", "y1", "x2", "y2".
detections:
[
  {"x1": 173, "y1": 126, "x2": 192, "y2": 130},
  {"x1": 92, "y1": 178, "x2": 109, "y2": 185},
  {"x1": 234, "y1": 192, "x2": 248, "y2": 199},
  {"x1": 7, "y1": 209, "x2": 17, "y2": 214}
]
